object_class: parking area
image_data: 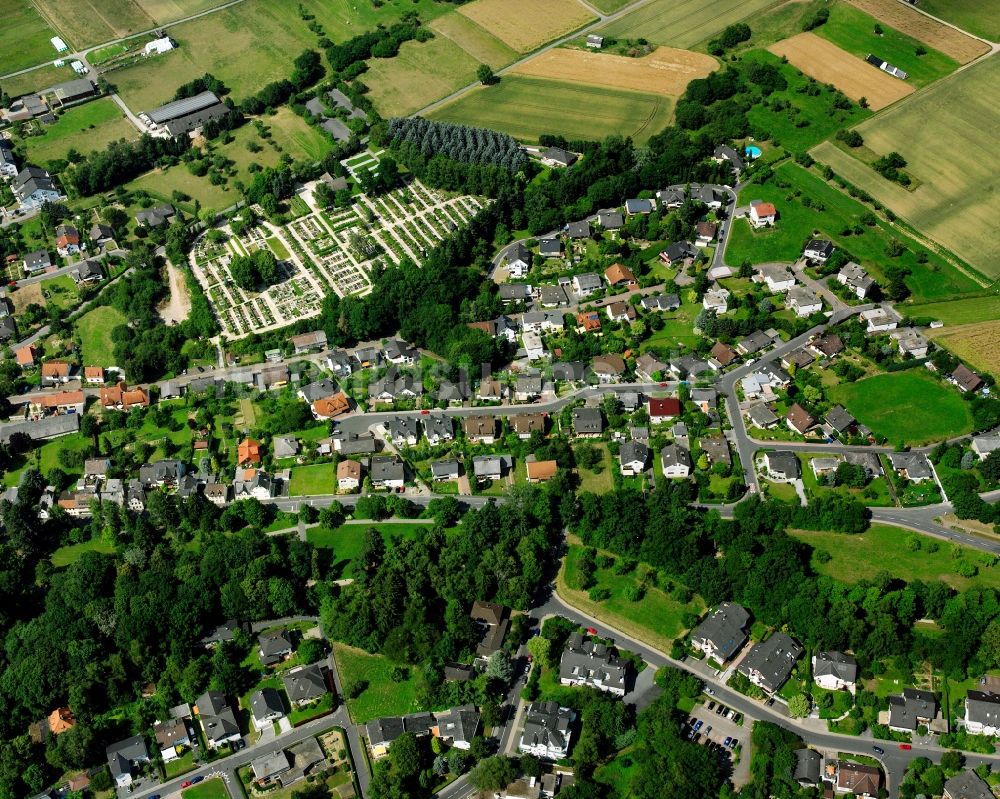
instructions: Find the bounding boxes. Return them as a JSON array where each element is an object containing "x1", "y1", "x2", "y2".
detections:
[{"x1": 685, "y1": 698, "x2": 749, "y2": 784}]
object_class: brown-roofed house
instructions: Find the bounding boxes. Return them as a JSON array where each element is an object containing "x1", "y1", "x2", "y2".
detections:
[
  {"x1": 41, "y1": 360, "x2": 71, "y2": 382},
  {"x1": 337, "y1": 459, "x2": 362, "y2": 491},
  {"x1": 837, "y1": 762, "x2": 881, "y2": 798},
  {"x1": 15, "y1": 345, "x2": 36, "y2": 368},
  {"x1": 312, "y1": 392, "x2": 350, "y2": 419},
  {"x1": 649, "y1": 397, "x2": 682, "y2": 423},
  {"x1": 84, "y1": 366, "x2": 105, "y2": 383},
  {"x1": 463, "y1": 415, "x2": 498, "y2": 444},
  {"x1": 810, "y1": 333, "x2": 844, "y2": 358},
  {"x1": 48, "y1": 706, "x2": 75, "y2": 735},
  {"x1": 512, "y1": 413, "x2": 546, "y2": 439},
  {"x1": 953, "y1": 364, "x2": 984, "y2": 393},
  {"x1": 576, "y1": 311, "x2": 602, "y2": 333},
  {"x1": 470, "y1": 601, "x2": 510, "y2": 657},
  {"x1": 526, "y1": 457, "x2": 558, "y2": 483},
  {"x1": 696, "y1": 220, "x2": 718, "y2": 244},
  {"x1": 786, "y1": 403, "x2": 816, "y2": 435},
  {"x1": 67, "y1": 773, "x2": 90, "y2": 792},
  {"x1": 99, "y1": 382, "x2": 123, "y2": 408},
  {"x1": 710, "y1": 342, "x2": 737, "y2": 367},
  {"x1": 238, "y1": 438, "x2": 262, "y2": 466},
  {"x1": 123, "y1": 387, "x2": 149, "y2": 410},
  {"x1": 33, "y1": 390, "x2": 86, "y2": 414},
  {"x1": 604, "y1": 263, "x2": 637, "y2": 287},
  {"x1": 592, "y1": 354, "x2": 626, "y2": 381}
]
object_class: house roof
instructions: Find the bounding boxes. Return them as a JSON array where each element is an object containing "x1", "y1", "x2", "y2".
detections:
[
  {"x1": 251, "y1": 750, "x2": 289, "y2": 782},
  {"x1": 337, "y1": 459, "x2": 362, "y2": 481},
  {"x1": 313, "y1": 393, "x2": 350, "y2": 418},
  {"x1": 944, "y1": 770, "x2": 992, "y2": 799},
  {"x1": 541, "y1": 146, "x2": 576, "y2": 166},
  {"x1": 526, "y1": 458, "x2": 558, "y2": 482},
  {"x1": 15, "y1": 345, "x2": 36, "y2": 366},
  {"x1": 512, "y1": 413, "x2": 546, "y2": 435},
  {"x1": 577, "y1": 311, "x2": 602, "y2": 332},
  {"x1": 649, "y1": 397, "x2": 682, "y2": 417},
  {"x1": 521, "y1": 701, "x2": 574, "y2": 754},
  {"x1": 660, "y1": 442, "x2": 691, "y2": 470},
  {"x1": 153, "y1": 717, "x2": 188, "y2": 749},
  {"x1": 47, "y1": 706, "x2": 75, "y2": 735},
  {"x1": 953, "y1": 364, "x2": 984, "y2": 392},
  {"x1": 786, "y1": 403, "x2": 815, "y2": 433},
  {"x1": 812, "y1": 333, "x2": 844, "y2": 357},
  {"x1": 700, "y1": 437, "x2": 731, "y2": 465},
  {"x1": 598, "y1": 209, "x2": 624, "y2": 229},
  {"x1": 710, "y1": 342, "x2": 737, "y2": 366},
  {"x1": 238, "y1": 438, "x2": 262, "y2": 464},
  {"x1": 41, "y1": 361, "x2": 70, "y2": 377},
  {"x1": 566, "y1": 220, "x2": 590, "y2": 239},
  {"x1": 765, "y1": 450, "x2": 800, "y2": 478},
  {"x1": 370, "y1": 456, "x2": 405, "y2": 482},
  {"x1": 604, "y1": 263, "x2": 636, "y2": 285},
  {"x1": 888, "y1": 688, "x2": 937, "y2": 730},
  {"x1": 620, "y1": 440, "x2": 649, "y2": 467},
  {"x1": 592, "y1": 354, "x2": 626, "y2": 375},
  {"x1": 431, "y1": 459, "x2": 460, "y2": 479},
  {"x1": 471, "y1": 600, "x2": 510, "y2": 655},
  {"x1": 434, "y1": 705, "x2": 481, "y2": 747},
  {"x1": 250, "y1": 687, "x2": 285, "y2": 722},
  {"x1": 826, "y1": 405, "x2": 856, "y2": 433},
  {"x1": 147, "y1": 90, "x2": 221, "y2": 123},
  {"x1": 793, "y1": 749, "x2": 822, "y2": 785},
  {"x1": 559, "y1": 632, "x2": 627, "y2": 691},
  {"x1": 463, "y1": 415, "x2": 497, "y2": 438},
  {"x1": 282, "y1": 663, "x2": 327, "y2": 704},
  {"x1": 737, "y1": 632, "x2": 803, "y2": 692},
  {"x1": 572, "y1": 407, "x2": 603, "y2": 433},
  {"x1": 751, "y1": 200, "x2": 776, "y2": 216},
  {"x1": 837, "y1": 762, "x2": 881, "y2": 796},
  {"x1": 813, "y1": 651, "x2": 857, "y2": 684}
]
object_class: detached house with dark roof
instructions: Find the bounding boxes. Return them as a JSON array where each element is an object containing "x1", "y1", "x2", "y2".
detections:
[
  {"x1": 690, "y1": 602, "x2": 750, "y2": 663},
  {"x1": 258, "y1": 630, "x2": 294, "y2": 666},
  {"x1": 888, "y1": 688, "x2": 938, "y2": 732},
  {"x1": 944, "y1": 770, "x2": 992, "y2": 799},
  {"x1": 106, "y1": 735, "x2": 150, "y2": 788},
  {"x1": 559, "y1": 632, "x2": 628, "y2": 696},
  {"x1": 519, "y1": 701, "x2": 576, "y2": 760},
  {"x1": 281, "y1": 663, "x2": 328, "y2": 707},
  {"x1": 737, "y1": 632, "x2": 802, "y2": 694},
  {"x1": 964, "y1": 689, "x2": 1000, "y2": 736},
  {"x1": 812, "y1": 651, "x2": 857, "y2": 691},
  {"x1": 471, "y1": 600, "x2": 510, "y2": 657},
  {"x1": 196, "y1": 691, "x2": 241, "y2": 748}
]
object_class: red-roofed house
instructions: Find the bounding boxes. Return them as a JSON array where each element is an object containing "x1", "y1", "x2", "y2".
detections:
[
  {"x1": 15, "y1": 345, "x2": 37, "y2": 368},
  {"x1": 84, "y1": 366, "x2": 105, "y2": 384},
  {"x1": 649, "y1": 397, "x2": 682, "y2": 424},
  {"x1": 749, "y1": 201, "x2": 777, "y2": 228},
  {"x1": 604, "y1": 263, "x2": 637, "y2": 288},
  {"x1": 238, "y1": 438, "x2": 263, "y2": 466},
  {"x1": 41, "y1": 361, "x2": 72, "y2": 384}
]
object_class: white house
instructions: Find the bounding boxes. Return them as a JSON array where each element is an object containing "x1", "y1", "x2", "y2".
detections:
[
  {"x1": 249, "y1": 688, "x2": 285, "y2": 731},
  {"x1": 838, "y1": 262, "x2": 875, "y2": 299},
  {"x1": 758, "y1": 264, "x2": 795, "y2": 293},
  {"x1": 965, "y1": 689, "x2": 1000, "y2": 736},
  {"x1": 804, "y1": 239, "x2": 834, "y2": 263},
  {"x1": 812, "y1": 652, "x2": 857, "y2": 691},
  {"x1": 522, "y1": 331, "x2": 546, "y2": 361},
  {"x1": 860, "y1": 305, "x2": 901, "y2": 333},
  {"x1": 519, "y1": 702, "x2": 576, "y2": 760},
  {"x1": 144, "y1": 36, "x2": 175, "y2": 55},
  {"x1": 702, "y1": 288, "x2": 730, "y2": 314},
  {"x1": 506, "y1": 243, "x2": 531, "y2": 278},
  {"x1": 660, "y1": 443, "x2": 691, "y2": 478},
  {"x1": 748, "y1": 200, "x2": 776, "y2": 228},
  {"x1": 786, "y1": 286, "x2": 822, "y2": 317}
]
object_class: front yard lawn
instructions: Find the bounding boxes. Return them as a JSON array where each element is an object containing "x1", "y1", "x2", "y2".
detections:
[{"x1": 289, "y1": 463, "x2": 336, "y2": 496}]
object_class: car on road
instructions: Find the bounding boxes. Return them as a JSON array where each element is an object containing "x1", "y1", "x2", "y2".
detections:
[
  {"x1": 190, "y1": 776, "x2": 204, "y2": 784},
  {"x1": 899, "y1": 743, "x2": 912, "y2": 750},
  {"x1": 586, "y1": 627, "x2": 598, "y2": 635},
  {"x1": 766, "y1": 697, "x2": 775, "y2": 706},
  {"x1": 873, "y1": 746, "x2": 885, "y2": 755},
  {"x1": 706, "y1": 688, "x2": 715, "y2": 695},
  {"x1": 181, "y1": 781, "x2": 193, "y2": 788}
]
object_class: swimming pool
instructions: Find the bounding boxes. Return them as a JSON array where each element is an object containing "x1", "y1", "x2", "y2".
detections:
[{"x1": 745, "y1": 145, "x2": 762, "y2": 159}]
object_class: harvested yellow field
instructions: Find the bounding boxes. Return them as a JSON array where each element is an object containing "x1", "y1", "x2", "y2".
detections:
[
  {"x1": 846, "y1": 0, "x2": 988, "y2": 63},
  {"x1": 929, "y1": 321, "x2": 1000, "y2": 378},
  {"x1": 513, "y1": 46, "x2": 717, "y2": 96},
  {"x1": 429, "y1": 12, "x2": 518, "y2": 69},
  {"x1": 769, "y1": 33, "x2": 914, "y2": 110},
  {"x1": 458, "y1": 0, "x2": 596, "y2": 53}
]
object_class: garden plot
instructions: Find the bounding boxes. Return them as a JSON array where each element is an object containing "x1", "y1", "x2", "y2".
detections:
[{"x1": 190, "y1": 178, "x2": 484, "y2": 338}]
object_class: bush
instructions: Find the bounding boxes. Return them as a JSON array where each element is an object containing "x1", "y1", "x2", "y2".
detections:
[
  {"x1": 588, "y1": 586, "x2": 611, "y2": 602},
  {"x1": 346, "y1": 679, "x2": 368, "y2": 698},
  {"x1": 802, "y1": 7, "x2": 830, "y2": 30}
]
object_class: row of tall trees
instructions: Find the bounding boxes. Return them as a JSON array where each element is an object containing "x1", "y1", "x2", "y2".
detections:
[{"x1": 383, "y1": 117, "x2": 528, "y2": 172}]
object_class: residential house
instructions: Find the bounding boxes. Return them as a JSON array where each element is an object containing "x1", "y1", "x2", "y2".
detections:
[
  {"x1": 83, "y1": 366, "x2": 104, "y2": 384},
  {"x1": 572, "y1": 407, "x2": 603, "y2": 438},
  {"x1": 576, "y1": 311, "x2": 602, "y2": 334},
  {"x1": 251, "y1": 751, "x2": 290, "y2": 785},
  {"x1": 591, "y1": 354, "x2": 626, "y2": 383},
  {"x1": 786, "y1": 403, "x2": 815, "y2": 435},
  {"x1": 648, "y1": 397, "x2": 681, "y2": 424},
  {"x1": 106, "y1": 735, "x2": 150, "y2": 788},
  {"x1": 552, "y1": 361, "x2": 586, "y2": 383},
  {"x1": 606, "y1": 301, "x2": 636, "y2": 323},
  {"x1": 964, "y1": 688, "x2": 1000, "y2": 736},
  {"x1": 702, "y1": 287, "x2": 730, "y2": 314},
  {"x1": 522, "y1": 330, "x2": 547, "y2": 361},
  {"x1": 888, "y1": 452, "x2": 934, "y2": 483},
  {"x1": 520, "y1": 311, "x2": 563, "y2": 333},
  {"x1": 700, "y1": 437, "x2": 731, "y2": 468},
  {"x1": 99, "y1": 382, "x2": 149, "y2": 411},
  {"x1": 657, "y1": 186, "x2": 685, "y2": 208},
  {"x1": 953, "y1": 364, "x2": 984, "y2": 393},
  {"x1": 860, "y1": 304, "x2": 901, "y2": 334},
  {"x1": 598, "y1": 209, "x2": 623, "y2": 229},
  {"x1": 272, "y1": 436, "x2": 299, "y2": 460},
  {"x1": 512, "y1": 413, "x2": 546, "y2": 439},
  {"x1": 661, "y1": 443, "x2": 692, "y2": 478},
  {"x1": 737, "y1": 330, "x2": 773, "y2": 356},
  {"x1": 134, "y1": 203, "x2": 175, "y2": 228},
  {"x1": 695, "y1": 220, "x2": 718, "y2": 246},
  {"x1": 366, "y1": 713, "x2": 436, "y2": 759},
  {"x1": 471, "y1": 600, "x2": 510, "y2": 657},
  {"x1": 205, "y1": 483, "x2": 231, "y2": 506},
  {"x1": 337, "y1": 459, "x2": 362, "y2": 491},
  {"x1": 811, "y1": 456, "x2": 842, "y2": 480},
  {"x1": 0, "y1": 144, "x2": 17, "y2": 178},
  {"x1": 196, "y1": 692, "x2": 241, "y2": 749},
  {"x1": 714, "y1": 144, "x2": 745, "y2": 172},
  {"x1": 291, "y1": 330, "x2": 327, "y2": 354},
  {"x1": 624, "y1": 198, "x2": 654, "y2": 216},
  {"x1": 764, "y1": 451, "x2": 800, "y2": 480},
  {"x1": 31, "y1": 389, "x2": 86, "y2": 416},
  {"x1": 836, "y1": 762, "x2": 881, "y2": 798},
  {"x1": 519, "y1": 702, "x2": 576, "y2": 760},
  {"x1": 586, "y1": 33, "x2": 604, "y2": 48},
  {"x1": 232, "y1": 469, "x2": 276, "y2": 501},
  {"x1": 476, "y1": 378, "x2": 505, "y2": 403},
  {"x1": 888, "y1": 688, "x2": 938, "y2": 732},
  {"x1": 709, "y1": 342, "x2": 737, "y2": 369},
  {"x1": 538, "y1": 285, "x2": 569, "y2": 309},
  {"x1": 463, "y1": 415, "x2": 498, "y2": 444},
  {"x1": 384, "y1": 339, "x2": 418, "y2": 365},
  {"x1": 354, "y1": 346, "x2": 382, "y2": 368},
  {"x1": 386, "y1": 417, "x2": 419, "y2": 447},
  {"x1": 691, "y1": 602, "x2": 750, "y2": 662},
  {"x1": 892, "y1": 328, "x2": 929, "y2": 359},
  {"x1": 691, "y1": 184, "x2": 722, "y2": 208},
  {"x1": 812, "y1": 652, "x2": 857, "y2": 691},
  {"x1": 258, "y1": 630, "x2": 293, "y2": 666},
  {"x1": 13, "y1": 167, "x2": 61, "y2": 210},
  {"x1": 810, "y1": 333, "x2": 845, "y2": 358},
  {"x1": 15, "y1": 345, "x2": 37, "y2": 368},
  {"x1": 659, "y1": 240, "x2": 699, "y2": 268},
  {"x1": 326, "y1": 351, "x2": 354, "y2": 379},
  {"x1": 154, "y1": 718, "x2": 191, "y2": 762},
  {"x1": 786, "y1": 286, "x2": 822, "y2": 317},
  {"x1": 793, "y1": 749, "x2": 822, "y2": 787},
  {"x1": 837, "y1": 262, "x2": 875, "y2": 299},
  {"x1": 826, "y1": 405, "x2": 856, "y2": 436},
  {"x1": 526, "y1": 457, "x2": 558, "y2": 483},
  {"x1": 566, "y1": 220, "x2": 590, "y2": 239},
  {"x1": 472, "y1": 454, "x2": 508, "y2": 482},
  {"x1": 500, "y1": 283, "x2": 532, "y2": 304},
  {"x1": 238, "y1": 438, "x2": 263, "y2": 467},
  {"x1": 423, "y1": 414, "x2": 454, "y2": 444},
  {"x1": 620, "y1": 440, "x2": 649, "y2": 475},
  {"x1": 636, "y1": 352, "x2": 668, "y2": 382},
  {"x1": 370, "y1": 456, "x2": 406, "y2": 490},
  {"x1": 559, "y1": 632, "x2": 627, "y2": 696},
  {"x1": 737, "y1": 632, "x2": 803, "y2": 693},
  {"x1": 368, "y1": 368, "x2": 421, "y2": 403},
  {"x1": 433, "y1": 706, "x2": 481, "y2": 750},
  {"x1": 55, "y1": 224, "x2": 80, "y2": 256},
  {"x1": 256, "y1": 364, "x2": 290, "y2": 391},
  {"x1": 90, "y1": 223, "x2": 114, "y2": 246},
  {"x1": 540, "y1": 147, "x2": 577, "y2": 167},
  {"x1": 748, "y1": 200, "x2": 777, "y2": 227},
  {"x1": 506, "y1": 243, "x2": 531, "y2": 278},
  {"x1": 515, "y1": 375, "x2": 543, "y2": 402},
  {"x1": 250, "y1": 688, "x2": 286, "y2": 731},
  {"x1": 804, "y1": 239, "x2": 835, "y2": 263},
  {"x1": 572, "y1": 272, "x2": 602, "y2": 298},
  {"x1": 431, "y1": 460, "x2": 460, "y2": 482},
  {"x1": 538, "y1": 238, "x2": 562, "y2": 259},
  {"x1": 943, "y1": 770, "x2": 992, "y2": 799},
  {"x1": 604, "y1": 263, "x2": 637, "y2": 288},
  {"x1": 330, "y1": 430, "x2": 377, "y2": 456},
  {"x1": 312, "y1": 392, "x2": 350, "y2": 420},
  {"x1": 640, "y1": 293, "x2": 680, "y2": 312},
  {"x1": 758, "y1": 264, "x2": 795, "y2": 293},
  {"x1": 782, "y1": 348, "x2": 814, "y2": 370},
  {"x1": 436, "y1": 379, "x2": 470, "y2": 407},
  {"x1": 299, "y1": 377, "x2": 338, "y2": 404},
  {"x1": 41, "y1": 360, "x2": 72, "y2": 385},
  {"x1": 282, "y1": 663, "x2": 328, "y2": 707},
  {"x1": 971, "y1": 433, "x2": 1000, "y2": 461}
]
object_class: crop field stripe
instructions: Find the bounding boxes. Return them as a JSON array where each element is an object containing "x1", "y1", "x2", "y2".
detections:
[
  {"x1": 928, "y1": 321, "x2": 1000, "y2": 379},
  {"x1": 457, "y1": 0, "x2": 596, "y2": 53},
  {"x1": 428, "y1": 12, "x2": 517, "y2": 69},
  {"x1": 844, "y1": 0, "x2": 989, "y2": 63},
  {"x1": 600, "y1": 0, "x2": 781, "y2": 48},
  {"x1": 908, "y1": 0, "x2": 1000, "y2": 42}
]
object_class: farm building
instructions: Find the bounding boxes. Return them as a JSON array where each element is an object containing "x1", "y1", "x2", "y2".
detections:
[
  {"x1": 52, "y1": 79, "x2": 97, "y2": 107},
  {"x1": 145, "y1": 91, "x2": 229, "y2": 136},
  {"x1": 144, "y1": 37, "x2": 175, "y2": 56}
]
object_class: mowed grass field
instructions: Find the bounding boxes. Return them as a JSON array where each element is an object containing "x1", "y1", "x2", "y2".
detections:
[
  {"x1": 845, "y1": 0, "x2": 988, "y2": 63},
  {"x1": 793, "y1": 525, "x2": 1000, "y2": 591},
  {"x1": 23, "y1": 97, "x2": 137, "y2": 167},
  {"x1": 769, "y1": 33, "x2": 914, "y2": 110},
  {"x1": 77, "y1": 305, "x2": 127, "y2": 366},
  {"x1": 332, "y1": 643, "x2": 423, "y2": 724},
  {"x1": 458, "y1": 0, "x2": 595, "y2": 53},
  {"x1": 428, "y1": 12, "x2": 517, "y2": 69},
  {"x1": 909, "y1": 0, "x2": 1000, "y2": 42},
  {"x1": 512, "y1": 46, "x2": 717, "y2": 95},
  {"x1": 819, "y1": 56, "x2": 1000, "y2": 281},
  {"x1": 364, "y1": 35, "x2": 480, "y2": 117},
  {"x1": 928, "y1": 321, "x2": 1000, "y2": 379},
  {"x1": 2, "y1": 64, "x2": 78, "y2": 98},
  {"x1": 815, "y1": 3, "x2": 959, "y2": 87},
  {"x1": 828, "y1": 371, "x2": 973, "y2": 445},
  {"x1": 428, "y1": 76, "x2": 674, "y2": 144},
  {"x1": 307, "y1": 522, "x2": 434, "y2": 578},
  {"x1": 599, "y1": 0, "x2": 781, "y2": 49},
  {"x1": 109, "y1": 0, "x2": 452, "y2": 109},
  {"x1": 727, "y1": 162, "x2": 980, "y2": 301},
  {"x1": 906, "y1": 295, "x2": 1000, "y2": 326},
  {"x1": 0, "y1": 0, "x2": 60, "y2": 74}
]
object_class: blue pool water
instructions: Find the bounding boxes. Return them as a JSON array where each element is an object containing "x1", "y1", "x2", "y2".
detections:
[{"x1": 745, "y1": 145, "x2": 762, "y2": 159}]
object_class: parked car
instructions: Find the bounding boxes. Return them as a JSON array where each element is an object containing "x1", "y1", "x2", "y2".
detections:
[
  {"x1": 190, "y1": 776, "x2": 204, "y2": 784},
  {"x1": 707, "y1": 702, "x2": 716, "y2": 711},
  {"x1": 706, "y1": 688, "x2": 715, "y2": 695},
  {"x1": 899, "y1": 743, "x2": 912, "y2": 750},
  {"x1": 181, "y1": 782, "x2": 193, "y2": 789},
  {"x1": 715, "y1": 705, "x2": 724, "y2": 715},
  {"x1": 723, "y1": 737, "x2": 732, "y2": 747},
  {"x1": 693, "y1": 719, "x2": 703, "y2": 731},
  {"x1": 873, "y1": 746, "x2": 885, "y2": 755},
  {"x1": 705, "y1": 726, "x2": 712, "y2": 735}
]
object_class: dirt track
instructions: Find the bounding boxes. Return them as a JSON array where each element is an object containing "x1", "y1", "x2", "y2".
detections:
[{"x1": 158, "y1": 261, "x2": 192, "y2": 325}]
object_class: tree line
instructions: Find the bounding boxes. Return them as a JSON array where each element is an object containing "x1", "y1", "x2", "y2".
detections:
[{"x1": 382, "y1": 117, "x2": 528, "y2": 172}]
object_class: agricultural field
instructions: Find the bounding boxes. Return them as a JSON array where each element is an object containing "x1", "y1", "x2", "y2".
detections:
[
  {"x1": 332, "y1": 643, "x2": 423, "y2": 724},
  {"x1": 35, "y1": 0, "x2": 156, "y2": 50},
  {"x1": 599, "y1": 0, "x2": 780, "y2": 49},
  {"x1": 427, "y1": 13, "x2": 517, "y2": 69},
  {"x1": 77, "y1": 305, "x2": 127, "y2": 367},
  {"x1": 428, "y1": 75, "x2": 674, "y2": 145},
  {"x1": 363, "y1": 35, "x2": 480, "y2": 117},
  {"x1": 815, "y1": 3, "x2": 959, "y2": 87},
  {"x1": 818, "y1": 56, "x2": 1000, "y2": 281},
  {"x1": 0, "y1": 0, "x2": 60, "y2": 74},
  {"x1": 21, "y1": 97, "x2": 137, "y2": 167},
  {"x1": 828, "y1": 371, "x2": 973, "y2": 445},
  {"x1": 457, "y1": 0, "x2": 596, "y2": 53},
  {"x1": 908, "y1": 0, "x2": 1000, "y2": 42},
  {"x1": 727, "y1": 162, "x2": 980, "y2": 301},
  {"x1": 793, "y1": 525, "x2": 1000, "y2": 591},
  {"x1": 511, "y1": 46, "x2": 717, "y2": 96},
  {"x1": 845, "y1": 0, "x2": 989, "y2": 63},
  {"x1": 929, "y1": 321, "x2": 1000, "y2": 379},
  {"x1": 907, "y1": 295, "x2": 1000, "y2": 327},
  {"x1": 768, "y1": 33, "x2": 914, "y2": 110}
]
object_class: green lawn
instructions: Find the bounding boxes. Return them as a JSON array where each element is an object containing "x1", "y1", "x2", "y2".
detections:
[
  {"x1": 265, "y1": 236, "x2": 290, "y2": 260},
  {"x1": 727, "y1": 161, "x2": 979, "y2": 301},
  {"x1": 288, "y1": 463, "x2": 335, "y2": 496},
  {"x1": 77, "y1": 305, "x2": 127, "y2": 367},
  {"x1": 0, "y1": 0, "x2": 60, "y2": 74},
  {"x1": 793, "y1": 524, "x2": 1000, "y2": 592},
  {"x1": 799, "y1": 453, "x2": 894, "y2": 507},
  {"x1": 574, "y1": 443, "x2": 614, "y2": 494},
  {"x1": 905, "y1": 295, "x2": 1000, "y2": 326},
  {"x1": 287, "y1": 693, "x2": 335, "y2": 726},
  {"x1": 164, "y1": 749, "x2": 197, "y2": 779},
  {"x1": 764, "y1": 481, "x2": 799, "y2": 502},
  {"x1": 181, "y1": 777, "x2": 229, "y2": 799},
  {"x1": 307, "y1": 522, "x2": 434, "y2": 578},
  {"x1": 51, "y1": 537, "x2": 116, "y2": 567},
  {"x1": 429, "y1": 75, "x2": 675, "y2": 145},
  {"x1": 39, "y1": 274, "x2": 82, "y2": 313},
  {"x1": 560, "y1": 542, "x2": 705, "y2": 654},
  {"x1": 22, "y1": 97, "x2": 137, "y2": 168},
  {"x1": 640, "y1": 296, "x2": 701, "y2": 351},
  {"x1": 332, "y1": 643, "x2": 422, "y2": 724},
  {"x1": 828, "y1": 370, "x2": 973, "y2": 445},
  {"x1": 815, "y1": 3, "x2": 958, "y2": 88}
]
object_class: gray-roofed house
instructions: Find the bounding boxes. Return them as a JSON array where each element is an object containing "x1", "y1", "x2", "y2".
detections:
[
  {"x1": 714, "y1": 144, "x2": 745, "y2": 172},
  {"x1": 540, "y1": 147, "x2": 577, "y2": 167},
  {"x1": 737, "y1": 632, "x2": 803, "y2": 693},
  {"x1": 659, "y1": 240, "x2": 699, "y2": 267},
  {"x1": 888, "y1": 688, "x2": 938, "y2": 732},
  {"x1": 559, "y1": 632, "x2": 627, "y2": 696},
  {"x1": 944, "y1": 770, "x2": 992, "y2": 799},
  {"x1": 764, "y1": 450, "x2": 800, "y2": 480},
  {"x1": 566, "y1": 220, "x2": 591, "y2": 239},
  {"x1": 539, "y1": 238, "x2": 562, "y2": 258},
  {"x1": 640, "y1": 293, "x2": 680, "y2": 312},
  {"x1": 964, "y1": 689, "x2": 1000, "y2": 736},
  {"x1": 747, "y1": 404, "x2": 779, "y2": 430},
  {"x1": 473, "y1": 454, "x2": 511, "y2": 482},
  {"x1": 803, "y1": 239, "x2": 834, "y2": 263},
  {"x1": 13, "y1": 167, "x2": 61, "y2": 210},
  {"x1": 826, "y1": 405, "x2": 856, "y2": 435},
  {"x1": 793, "y1": 749, "x2": 822, "y2": 787},
  {"x1": 424, "y1": 414, "x2": 454, "y2": 445},
  {"x1": 273, "y1": 436, "x2": 299, "y2": 459},
  {"x1": 281, "y1": 663, "x2": 328, "y2": 707},
  {"x1": 572, "y1": 407, "x2": 603, "y2": 438},
  {"x1": 434, "y1": 705, "x2": 481, "y2": 750},
  {"x1": 370, "y1": 456, "x2": 406, "y2": 489},
  {"x1": 251, "y1": 750, "x2": 290, "y2": 784},
  {"x1": 431, "y1": 459, "x2": 460, "y2": 482},
  {"x1": 538, "y1": 285, "x2": 569, "y2": 308},
  {"x1": 888, "y1": 452, "x2": 933, "y2": 483},
  {"x1": 691, "y1": 602, "x2": 749, "y2": 663},
  {"x1": 134, "y1": 203, "x2": 175, "y2": 228},
  {"x1": 620, "y1": 440, "x2": 650, "y2": 475},
  {"x1": 196, "y1": 691, "x2": 241, "y2": 748},
  {"x1": 625, "y1": 198, "x2": 654, "y2": 215},
  {"x1": 519, "y1": 701, "x2": 576, "y2": 760},
  {"x1": 661, "y1": 443, "x2": 692, "y2": 478},
  {"x1": 812, "y1": 651, "x2": 857, "y2": 690},
  {"x1": 258, "y1": 630, "x2": 293, "y2": 666},
  {"x1": 23, "y1": 249, "x2": 52, "y2": 274},
  {"x1": 699, "y1": 437, "x2": 731, "y2": 468},
  {"x1": 386, "y1": 416, "x2": 419, "y2": 447},
  {"x1": 572, "y1": 272, "x2": 602, "y2": 297},
  {"x1": 552, "y1": 361, "x2": 586, "y2": 382},
  {"x1": 737, "y1": 330, "x2": 773, "y2": 355},
  {"x1": 299, "y1": 378, "x2": 338, "y2": 404},
  {"x1": 250, "y1": 687, "x2": 286, "y2": 731},
  {"x1": 598, "y1": 209, "x2": 624, "y2": 229},
  {"x1": 106, "y1": 735, "x2": 150, "y2": 788}
]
